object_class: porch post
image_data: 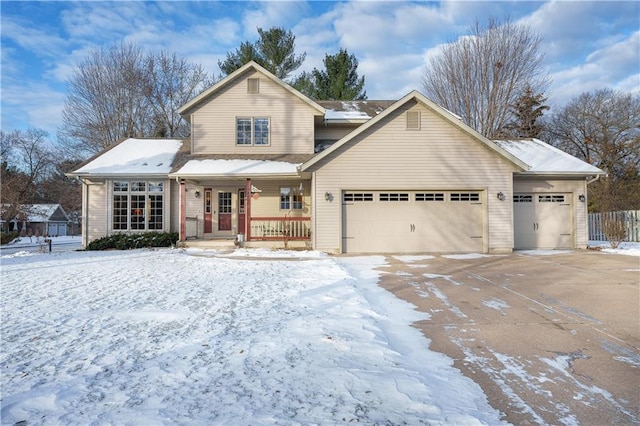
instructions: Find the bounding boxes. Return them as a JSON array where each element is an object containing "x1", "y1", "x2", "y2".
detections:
[
  {"x1": 179, "y1": 179, "x2": 186, "y2": 241},
  {"x1": 245, "y1": 178, "x2": 252, "y2": 241}
]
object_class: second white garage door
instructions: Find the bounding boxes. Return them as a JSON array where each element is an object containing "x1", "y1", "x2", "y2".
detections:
[
  {"x1": 342, "y1": 191, "x2": 484, "y2": 253},
  {"x1": 513, "y1": 193, "x2": 572, "y2": 249}
]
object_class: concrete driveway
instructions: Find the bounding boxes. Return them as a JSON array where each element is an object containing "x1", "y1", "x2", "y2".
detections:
[{"x1": 376, "y1": 250, "x2": 639, "y2": 425}]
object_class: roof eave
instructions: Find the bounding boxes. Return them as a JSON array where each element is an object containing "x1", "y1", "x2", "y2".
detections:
[
  {"x1": 168, "y1": 172, "x2": 302, "y2": 180},
  {"x1": 514, "y1": 170, "x2": 607, "y2": 178}
]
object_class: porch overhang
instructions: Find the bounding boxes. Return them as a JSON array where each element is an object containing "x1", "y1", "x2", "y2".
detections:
[{"x1": 168, "y1": 158, "x2": 308, "y2": 182}]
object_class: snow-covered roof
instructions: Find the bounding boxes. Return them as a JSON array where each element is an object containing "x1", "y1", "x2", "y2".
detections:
[
  {"x1": 1, "y1": 204, "x2": 68, "y2": 222},
  {"x1": 72, "y1": 139, "x2": 183, "y2": 176},
  {"x1": 172, "y1": 159, "x2": 301, "y2": 178},
  {"x1": 318, "y1": 100, "x2": 394, "y2": 122},
  {"x1": 494, "y1": 139, "x2": 604, "y2": 175}
]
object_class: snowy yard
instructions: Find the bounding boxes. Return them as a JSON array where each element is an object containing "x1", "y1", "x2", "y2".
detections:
[{"x1": 1, "y1": 246, "x2": 505, "y2": 425}]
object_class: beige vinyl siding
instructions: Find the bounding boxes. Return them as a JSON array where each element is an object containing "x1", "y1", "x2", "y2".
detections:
[
  {"x1": 191, "y1": 70, "x2": 318, "y2": 155},
  {"x1": 315, "y1": 124, "x2": 360, "y2": 143},
  {"x1": 312, "y1": 101, "x2": 518, "y2": 253},
  {"x1": 84, "y1": 180, "x2": 107, "y2": 246},
  {"x1": 170, "y1": 179, "x2": 181, "y2": 234},
  {"x1": 513, "y1": 179, "x2": 588, "y2": 248}
]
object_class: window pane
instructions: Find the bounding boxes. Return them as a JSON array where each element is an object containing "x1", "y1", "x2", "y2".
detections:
[
  {"x1": 292, "y1": 193, "x2": 303, "y2": 210},
  {"x1": 148, "y1": 195, "x2": 163, "y2": 230},
  {"x1": 149, "y1": 182, "x2": 164, "y2": 192},
  {"x1": 236, "y1": 118, "x2": 252, "y2": 145},
  {"x1": 113, "y1": 181, "x2": 128, "y2": 192},
  {"x1": 131, "y1": 181, "x2": 146, "y2": 192},
  {"x1": 131, "y1": 195, "x2": 146, "y2": 230},
  {"x1": 113, "y1": 195, "x2": 128, "y2": 230},
  {"x1": 280, "y1": 187, "x2": 291, "y2": 210},
  {"x1": 254, "y1": 118, "x2": 269, "y2": 145}
]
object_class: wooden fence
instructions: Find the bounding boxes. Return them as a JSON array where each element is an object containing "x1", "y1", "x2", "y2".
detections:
[{"x1": 588, "y1": 210, "x2": 640, "y2": 242}]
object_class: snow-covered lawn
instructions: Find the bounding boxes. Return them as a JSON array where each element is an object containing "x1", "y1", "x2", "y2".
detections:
[{"x1": 1, "y1": 247, "x2": 503, "y2": 425}]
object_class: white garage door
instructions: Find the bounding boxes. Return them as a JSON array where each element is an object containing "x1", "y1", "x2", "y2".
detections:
[
  {"x1": 47, "y1": 223, "x2": 68, "y2": 236},
  {"x1": 513, "y1": 193, "x2": 572, "y2": 249},
  {"x1": 342, "y1": 191, "x2": 484, "y2": 253}
]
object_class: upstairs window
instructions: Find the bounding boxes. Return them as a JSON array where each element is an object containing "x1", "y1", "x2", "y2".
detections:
[{"x1": 236, "y1": 117, "x2": 270, "y2": 146}]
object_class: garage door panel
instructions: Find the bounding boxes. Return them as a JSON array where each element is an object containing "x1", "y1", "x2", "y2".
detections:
[
  {"x1": 343, "y1": 191, "x2": 484, "y2": 253},
  {"x1": 514, "y1": 193, "x2": 572, "y2": 249}
]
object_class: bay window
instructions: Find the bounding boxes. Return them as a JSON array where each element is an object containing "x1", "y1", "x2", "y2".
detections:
[{"x1": 112, "y1": 181, "x2": 164, "y2": 231}]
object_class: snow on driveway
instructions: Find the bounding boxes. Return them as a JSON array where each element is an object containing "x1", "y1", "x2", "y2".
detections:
[{"x1": 1, "y1": 248, "x2": 504, "y2": 425}]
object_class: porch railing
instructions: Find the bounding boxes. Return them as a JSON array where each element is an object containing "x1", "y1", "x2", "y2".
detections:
[{"x1": 249, "y1": 216, "x2": 311, "y2": 241}]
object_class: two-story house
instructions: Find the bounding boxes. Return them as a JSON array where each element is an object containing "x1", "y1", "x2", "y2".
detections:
[{"x1": 68, "y1": 61, "x2": 604, "y2": 253}]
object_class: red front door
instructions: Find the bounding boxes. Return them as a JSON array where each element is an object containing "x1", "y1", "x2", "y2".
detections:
[{"x1": 218, "y1": 191, "x2": 232, "y2": 231}]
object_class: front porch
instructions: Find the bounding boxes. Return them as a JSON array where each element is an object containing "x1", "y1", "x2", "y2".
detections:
[{"x1": 177, "y1": 177, "x2": 312, "y2": 248}]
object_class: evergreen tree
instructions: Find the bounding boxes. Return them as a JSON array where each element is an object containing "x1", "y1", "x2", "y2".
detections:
[
  {"x1": 295, "y1": 48, "x2": 367, "y2": 100},
  {"x1": 503, "y1": 85, "x2": 549, "y2": 138},
  {"x1": 218, "y1": 27, "x2": 305, "y2": 81},
  {"x1": 218, "y1": 41, "x2": 263, "y2": 76}
]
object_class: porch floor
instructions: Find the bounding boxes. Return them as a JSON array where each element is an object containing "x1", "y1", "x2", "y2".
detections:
[{"x1": 179, "y1": 238, "x2": 312, "y2": 251}]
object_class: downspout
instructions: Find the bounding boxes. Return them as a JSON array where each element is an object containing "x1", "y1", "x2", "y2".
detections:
[{"x1": 586, "y1": 175, "x2": 601, "y2": 185}]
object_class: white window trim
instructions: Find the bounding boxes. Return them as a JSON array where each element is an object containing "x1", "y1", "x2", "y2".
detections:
[{"x1": 236, "y1": 116, "x2": 271, "y2": 146}]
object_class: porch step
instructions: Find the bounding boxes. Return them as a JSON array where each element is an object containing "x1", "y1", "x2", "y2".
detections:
[{"x1": 180, "y1": 239, "x2": 237, "y2": 250}]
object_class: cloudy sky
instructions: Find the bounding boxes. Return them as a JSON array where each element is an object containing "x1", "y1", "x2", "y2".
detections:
[{"x1": 1, "y1": 1, "x2": 639, "y2": 137}]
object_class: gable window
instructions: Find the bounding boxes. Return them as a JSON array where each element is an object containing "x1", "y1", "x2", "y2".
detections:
[
  {"x1": 280, "y1": 187, "x2": 303, "y2": 210},
  {"x1": 236, "y1": 117, "x2": 270, "y2": 146},
  {"x1": 112, "y1": 180, "x2": 164, "y2": 231},
  {"x1": 247, "y1": 78, "x2": 259, "y2": 94},
  {"x1": 406, "y1": 111, "x2": 421, "y2": 130}
]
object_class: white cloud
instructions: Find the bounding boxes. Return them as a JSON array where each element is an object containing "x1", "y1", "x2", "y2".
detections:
[
  {"x1": 549, "y1": 30, "x2": 640, "y2": 106},
  {"x1": 241, "y1": 1, "x2": 312, "y2": 39},
  {"x1": 1, "y1": 80, "x2": 66, "y2": 135},
  {"x1": 1, "y1": 16, "x2": 69, "y2": 59}
]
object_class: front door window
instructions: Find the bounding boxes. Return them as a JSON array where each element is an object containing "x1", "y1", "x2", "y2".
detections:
[{"x1": 218, "y1": 192, "x2": 232, "y2": 231}]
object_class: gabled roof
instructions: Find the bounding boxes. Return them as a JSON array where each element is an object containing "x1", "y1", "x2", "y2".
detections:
[
  {"x1": 69, "y1": 138, "x2": 184, "y2": 178},
  {"x1": 494, "y1": 139, "x2": 605, "y2": 176},
  {"x1": 301, "y1": 90, "x2": 529, "y2": 172},
  {"x1": 1, "y1": 204, "x2": 69, "y2": 223},
  {"x1": 178, "y1": 61, "x2": 326, "y2": 116}
]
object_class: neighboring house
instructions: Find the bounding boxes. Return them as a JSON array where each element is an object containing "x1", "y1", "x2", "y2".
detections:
[
  {"x1": 1, "y1": 204, "x2": 70, "y2": 236},
  {"x1": 68, "y1": 61, "x2": 604, "y2": 253}
]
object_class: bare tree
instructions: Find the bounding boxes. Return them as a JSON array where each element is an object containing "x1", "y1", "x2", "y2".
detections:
[
  {"x1": 143, "y1": 52, "x2": 211, "y2": 138},
  {"x1": 1, "y1": 129, "x2": 56, "y2": 229},
  {"x1": 60, "y1": 43, "x2": 153, "y2": 156},
  {"x1": 544, "y1": 89, "x2": 640, "y2": 211},
  {"x1": 422, "y1": 18, "x2": 549, "y2": 138},
  {"x1": 60, "y1": 43, "x2": 212, "y2": 157}
]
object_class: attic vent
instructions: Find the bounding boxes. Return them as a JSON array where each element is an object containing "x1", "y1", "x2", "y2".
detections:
[
  {"x1": 247, "y1": 78, "x2": 259, "y2": 94},
  {"x1": 406, "y1": 111, "x2": 420, "y2": 129}
]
